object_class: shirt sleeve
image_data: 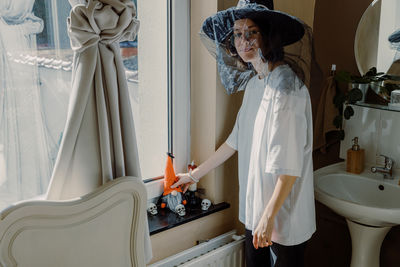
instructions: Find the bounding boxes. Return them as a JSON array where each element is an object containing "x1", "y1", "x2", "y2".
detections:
[
  {"x1": 265, "y1": 91, "x2": 307, "y2": 177},
  {"x1": 225, "y1": 108, "x2": 241, "y2": 150}
]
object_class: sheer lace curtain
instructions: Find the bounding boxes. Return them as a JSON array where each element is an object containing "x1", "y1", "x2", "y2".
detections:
[{"x1": 0, "y1": 0, "x2": 57, "y2": 210}]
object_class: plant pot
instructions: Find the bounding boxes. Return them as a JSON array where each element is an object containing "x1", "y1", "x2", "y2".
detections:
[{"x1": 350, "y1": 82, "x2": 369, "y2": 103}]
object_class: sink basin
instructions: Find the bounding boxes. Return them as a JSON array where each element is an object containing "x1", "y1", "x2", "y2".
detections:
[
  {"x1": 314, "y1": 162, "x2": 400, "y2": 227},
  {"x1": 314, "y1": 162, "x2": 400, "y2": 267}
]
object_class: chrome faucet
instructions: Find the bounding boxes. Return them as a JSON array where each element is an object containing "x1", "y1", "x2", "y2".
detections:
[{"x1": 371, "y1": 154, "x2": 394, "y2": 179}]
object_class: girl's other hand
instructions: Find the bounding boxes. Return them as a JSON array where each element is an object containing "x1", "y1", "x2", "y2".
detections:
[{"x1": 253, "y1": 214, "x2": 274, "y2": 249}]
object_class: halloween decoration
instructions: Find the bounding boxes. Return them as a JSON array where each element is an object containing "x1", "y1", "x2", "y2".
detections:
[
  {"x1": 160, "y1": 153, "x2": 187, "y2": 216},
  {"x1": 147, "y1": 202, "x2": 158, "y2": 215},
  {"x1": 201, "y1": 199, "x2": 212, "y2": 211},
  {"x1": 175, "y1": 204, "x2": 186, "y2": 216}
]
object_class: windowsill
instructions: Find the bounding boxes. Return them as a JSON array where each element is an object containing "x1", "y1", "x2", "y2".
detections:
[
  {"x1": 148, "y1": 201, "x2": 230, "y2": 235},
  {"x1": 144, "y1": 178, "x2": 164, "y2": 203},
  {"x1": 144, "y1": 178, "x2": 231, "y2": 235}
]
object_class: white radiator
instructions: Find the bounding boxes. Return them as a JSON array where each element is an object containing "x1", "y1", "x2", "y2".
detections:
[{"x1": 148, "y1": 230, "x2": 245, "y2": 267}]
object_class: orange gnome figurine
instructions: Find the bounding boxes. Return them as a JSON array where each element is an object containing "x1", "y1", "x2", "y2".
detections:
[{"x1": 160, "y1": 153, "x2": 187, "y2": 216}]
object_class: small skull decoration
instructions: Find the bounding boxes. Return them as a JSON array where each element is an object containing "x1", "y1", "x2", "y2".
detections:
[
  {"x1": 201, "y1": 199, "x2": 211, "y2": 211},
  {"x1": 147, "y1": 203, "x2": 158, "y2": 215},
  {"x1": 175, "y1": 204, "x2": 186, "y2": 216}
]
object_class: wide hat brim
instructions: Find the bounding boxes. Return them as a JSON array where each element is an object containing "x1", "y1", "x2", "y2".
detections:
[
  {"x1": 389, "y1": 29, "x2": 400, "y2": 43},
  {"x1": 202, "y1": 3, "x2": 305, "y2": 47}
]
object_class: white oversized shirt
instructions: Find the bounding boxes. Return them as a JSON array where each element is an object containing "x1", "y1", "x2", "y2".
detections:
[{"x1": 226, "y1": 65, "x2": 315, "y2": 246}]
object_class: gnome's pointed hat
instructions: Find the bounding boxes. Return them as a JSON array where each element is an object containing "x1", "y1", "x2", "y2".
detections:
[{"x1": 163, "y1": 153, "x2": 182, "y2": 196}]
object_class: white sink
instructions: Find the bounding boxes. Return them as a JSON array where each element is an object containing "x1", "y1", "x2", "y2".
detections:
[
  {"x1": 314, "y1": 162, "x2": 400, "y2": 267},
  {"x1": 314, "y1": 163, "x2": 400, "y2": 227}
]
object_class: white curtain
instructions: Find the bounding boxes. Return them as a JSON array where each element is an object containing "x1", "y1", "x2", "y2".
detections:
[
  {"x1": 45, "y1": 0, "x2": 152, "y2": 261},
  {"x1": 0, "y1": 0, "x2": 56, "y2": 210}
]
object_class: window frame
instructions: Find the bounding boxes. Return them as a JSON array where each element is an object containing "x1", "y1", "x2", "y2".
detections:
[
  {"x1": 145, "y1": 0, "x2": 191, "y2": 201},
  {"x1": 0, "y1": 0, "x2": 188, "y2": 202}
]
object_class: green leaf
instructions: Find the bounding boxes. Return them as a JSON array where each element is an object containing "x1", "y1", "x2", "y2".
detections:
[
  {"x1": 343, "y1": 105, "x2": 354, "y2": 119},
  {"x1": 348, "y1": 88, "x2": 363, "y2": 103},
  {"x1": 351, "y1": 76, "x2": 370, "y2": 83},
  {"x1": 333, "y1": 115, "x2": 342, "y2": 129},
  {"x1": 365, "y1": 67, "x2": 377, "y2": 76},
  {"x1": 385, "y1": 74, "x2": 400, "y2": 81},
  {"x1": 333, "y1": 91, "x2": 347, "y2": 109},
  {"x1": 335, "y1": 70, "x2": 352, "y2": 83}
]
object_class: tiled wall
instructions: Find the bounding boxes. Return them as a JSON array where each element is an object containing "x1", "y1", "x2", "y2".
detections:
[{"x1": 340, "y1": 104, "x2": 400, "y2": 172}]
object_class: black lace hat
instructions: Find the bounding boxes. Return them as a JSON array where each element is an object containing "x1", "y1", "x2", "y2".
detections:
[
  {"x1": 389, "y1": 29, "x2": 400, "y2": 51},
  {"x1": 202, "y1": 2, "x2": 304, "y2": 47}
]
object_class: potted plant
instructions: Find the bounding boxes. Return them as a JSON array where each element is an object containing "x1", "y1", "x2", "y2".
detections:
[
  {"x1": 332, "y1": 83, "x2": 362, "y2": 140},
  {"x1": 332, "y1": 67, "x2": 400, "y2": 140},
  {"x1": 332, "y1": 67, "x2": 383, "y2": 140}
]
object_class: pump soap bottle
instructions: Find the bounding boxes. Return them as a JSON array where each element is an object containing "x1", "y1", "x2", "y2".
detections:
[{"x1": 346, "y1": 137, "x2": 365, "y2": 174}]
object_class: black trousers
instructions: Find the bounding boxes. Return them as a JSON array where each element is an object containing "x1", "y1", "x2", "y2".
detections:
[{"x1": 245, "y1": 229, "x2": 307, "y2": 267}]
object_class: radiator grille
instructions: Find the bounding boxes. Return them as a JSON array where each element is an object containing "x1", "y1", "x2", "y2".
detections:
[{"x1": 149, "y1": 230, "x2": 245, "y2": 267}]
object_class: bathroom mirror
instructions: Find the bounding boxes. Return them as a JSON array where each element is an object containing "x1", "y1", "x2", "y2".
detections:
[
  {"x1": 354, "y1": 0, "x2": 400, "y2": 76},
  {"x1": 354, "y1": 0, "x2": 400, "y2": 109}
]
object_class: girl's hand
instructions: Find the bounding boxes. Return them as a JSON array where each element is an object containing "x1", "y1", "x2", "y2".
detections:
[
  {"x1": 171, "y1": 173, "x2": 194, "y2": 193},
  {"x1": 253, "y1": 214, "x2": 274, "y2": 249}
]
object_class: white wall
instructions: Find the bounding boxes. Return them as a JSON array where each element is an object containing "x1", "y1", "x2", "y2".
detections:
[{"x1": 340, "y1": 104, "x2": 400, "y2": 174}]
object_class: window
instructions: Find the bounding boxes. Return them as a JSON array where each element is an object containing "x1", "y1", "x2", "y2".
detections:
[
  {"x1": 0, "y1": 0, "x2": 72, "y2": 209},
  {"x1": 0, "y1": 0, "x2": 190, "y2": 209},
  {"x1": 139, "y1": 0, "x2": 191, "y2": 199}
]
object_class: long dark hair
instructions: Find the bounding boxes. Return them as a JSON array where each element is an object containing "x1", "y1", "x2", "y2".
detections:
[{"x1": 255, "y1": 19, "x2": 284, "y2": 63}]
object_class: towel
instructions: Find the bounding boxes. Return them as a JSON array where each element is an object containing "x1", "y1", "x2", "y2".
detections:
[{"x1": 313, "y1": 75, "x2": 339, "y2": 152}]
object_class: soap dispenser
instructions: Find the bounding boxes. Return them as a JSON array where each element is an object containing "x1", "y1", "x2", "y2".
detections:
[{"x1": 346, "y1": 137, "x2": 365, "y2": 174}]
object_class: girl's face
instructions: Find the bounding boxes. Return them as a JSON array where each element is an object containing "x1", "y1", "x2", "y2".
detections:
[{"x1": 233, "y1": 19, "x2": 264, "y2": 63}]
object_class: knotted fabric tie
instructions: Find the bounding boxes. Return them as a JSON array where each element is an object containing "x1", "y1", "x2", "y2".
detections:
[{"x1": 68, "y1": 0, "x2": 139, "y2": 52}]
